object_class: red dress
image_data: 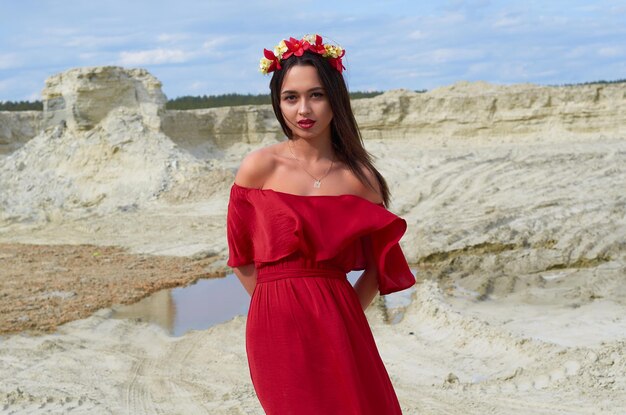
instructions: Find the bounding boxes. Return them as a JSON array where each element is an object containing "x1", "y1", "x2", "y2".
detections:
[{"x1": 226, "y1": 182, "x2": 415, "y2": 414}]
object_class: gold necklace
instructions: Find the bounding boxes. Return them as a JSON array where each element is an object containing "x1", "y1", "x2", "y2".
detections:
[{"x1": 287, "y1": 139, "x2": 335, "y2": 188}]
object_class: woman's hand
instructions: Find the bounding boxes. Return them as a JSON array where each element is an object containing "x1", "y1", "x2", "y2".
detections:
[
  {"x1": 353, "y1": 234, "x2": 379, "y2": 310},
  {"x1": 233, "y1": 263, "x2": 257, "y2": 296},
  {"x1": 353, "y1": 268, "x2": 379, "y2": 310}
]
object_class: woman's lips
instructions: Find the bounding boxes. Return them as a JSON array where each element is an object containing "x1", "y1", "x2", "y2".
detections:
[{"x1": 297, "y1": 119, "x2": 316, "y2": 129}]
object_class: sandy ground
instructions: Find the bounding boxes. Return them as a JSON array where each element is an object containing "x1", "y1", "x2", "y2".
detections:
[{"x1": 1, "y1": 131, "x2": 626, "y2": 414}]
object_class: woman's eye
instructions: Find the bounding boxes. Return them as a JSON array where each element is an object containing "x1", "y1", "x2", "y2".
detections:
[
  {"x1": 312, "y1": 92, "x2": 324, "y2": 98},
  {"x1": 284, "y1": 95, "x2": 297, "y2": 101}
]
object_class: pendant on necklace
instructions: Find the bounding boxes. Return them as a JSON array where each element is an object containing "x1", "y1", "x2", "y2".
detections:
[{"x1": 313, "y1": 180, "x2": 321, "y2": 188}]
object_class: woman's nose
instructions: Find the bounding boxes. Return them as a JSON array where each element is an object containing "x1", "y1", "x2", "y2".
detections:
[{"x1": 298, "y1": 99, "x2": 311, "y2": 116}]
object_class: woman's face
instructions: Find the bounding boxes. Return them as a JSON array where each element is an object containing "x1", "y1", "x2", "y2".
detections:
[{"x1": 279, "y1": 64, "x2": 333, "y2": 141}]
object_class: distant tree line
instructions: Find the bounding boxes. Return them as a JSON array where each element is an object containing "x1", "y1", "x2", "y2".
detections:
[
  {"x1": 0, "y1": 91, "x2": 389, "y2": 111},
  {"x1": 2, "y1": 79, "x2": 624, "y2": 111},
  {"x1": 553, "y1": 78, "x2": 626, "y2": 87},
  {"x1": 0, "y1": 100, "x2": 43, "y2": 111},
  {"x1": 167, "y1": 93, "x2": 269, "y2": 110},
  {"x1": 165, "y1": 91, "x2": 389, "y2": 110}
]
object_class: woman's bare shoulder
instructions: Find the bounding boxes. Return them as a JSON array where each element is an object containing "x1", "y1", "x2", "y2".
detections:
[
  {"x1": 233, "y1": 145, "x2": 280, "y2": 188},
  {"x1": 354, "y1": 163, "x2": 384, "y2": 204}
]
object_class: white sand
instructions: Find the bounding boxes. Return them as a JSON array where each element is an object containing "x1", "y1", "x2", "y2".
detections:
[
  {"x1": 1, "y1": 75, "x2": 625, "y2": 413},
  {"x1": 2, "y1": 132, "x2": 625, "y2": 414},
  {"x1": 1, "y1": 280, "x2": 623, "y2": 414}
]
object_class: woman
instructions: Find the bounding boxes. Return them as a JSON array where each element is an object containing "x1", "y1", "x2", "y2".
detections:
[{"x1": 226, "y1": 34, "x2": 415, "y2": 414}]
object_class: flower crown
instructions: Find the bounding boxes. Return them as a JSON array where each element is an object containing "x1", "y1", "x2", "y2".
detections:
[{"x1": 259, "y1": 34, "x2": 346, "y2": 75}]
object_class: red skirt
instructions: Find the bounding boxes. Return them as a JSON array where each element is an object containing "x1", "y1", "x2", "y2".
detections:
[{"x1": 246, "y1": 266, "x2": 403, "y2": 414}]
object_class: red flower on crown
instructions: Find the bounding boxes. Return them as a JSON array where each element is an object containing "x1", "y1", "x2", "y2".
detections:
[
  {"x1": 263, "y1": 48, "x2": 281, "y2": 73},
  {"x1": 282, "y1": 37, "x2": 309, "y2": 59},
  {"x1": 327, "y1": 49, "x2": 346, "y2": 73},
  {"x1": 259, "y1": 34, "x2": 346, "y2": 75},
  {"x1": 307, "y1": 34, "x2": 327, "y2": 55}
]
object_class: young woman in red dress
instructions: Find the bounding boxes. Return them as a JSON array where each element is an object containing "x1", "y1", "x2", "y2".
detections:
[{"x1": 226, "y1": 34, "x2": 415, "y2": 414}]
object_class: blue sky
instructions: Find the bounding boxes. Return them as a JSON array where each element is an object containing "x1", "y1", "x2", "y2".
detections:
[{"x1": 1, "y1": 0, "x2": 625, "y2": 101}]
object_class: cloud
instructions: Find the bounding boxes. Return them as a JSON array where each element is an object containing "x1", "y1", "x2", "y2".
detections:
[
  {"x1": 0, "y1": 79, "x2": 10, "y2": 93},
  {"x1": 188, "y1": 81, "x2": 209, "y2": 92},
  {"x1": 79, "y1": 52, "x2": 100, "y2": 60},
  {"x1": 564, "y1": 46, "x2": 590, "y2": 59},
  {"x1": 598, "y1": 46, "x2": 623, "y2": 58},
  {"x1": 1, "y1": 0, "x2": 626, "y2": 100},
  {"x1": 0, "y1": 53, "x2": 22, "y2": 70},
  {"x1": 65, "y1": 35, "x2": 130, "y2": 48},
  {"x1": 419, "y1": 48, "x2": 487, "y2": 64},
  {"x1": 202, "y1": 36, "x2": 230, "y2": 51},
  {"x1": 118, "y1": 48, "x2": 192, "y2": 65},
  {"x1": 408, "y1": 30, "x2": 427, "y2": 40},
  {"x1": 0, "y1": 73, "x2": 46, "y2": 101},
  {"x1": 41, "y1": 26, "x2": 80, "y2": 37},
  {"x1": 438, "y1": 11, "x2": 466, "y2": 24},
  {"x1": 493, "y1": 13, "x2": 523, "y2": 28},
  {"x1": 25, "y1": 91, "x2": 41, "y2": 101},
  {"x1": 157, "y1": 33, "x2": 190, "y2": 43}
]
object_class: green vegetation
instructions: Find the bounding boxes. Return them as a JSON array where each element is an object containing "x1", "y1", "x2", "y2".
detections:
[
  {"x1": 0, "y1": 100, "x2": 43, "y2": 111},
  {"x1": 0, "y1": 91, "x2": 393, "y2": 111},
  {"x1": 165, "y1": 91, "x2": 387, "y2": 110},
  {"x1": 553, "y1": 78, "x2": 626, "y2": 87},
  {"x1": 166, "y1": 93, "x2": 270, "y2": 110},
  {"x1": 2, "y1": 79, "x2": 623, "y2": 111}
]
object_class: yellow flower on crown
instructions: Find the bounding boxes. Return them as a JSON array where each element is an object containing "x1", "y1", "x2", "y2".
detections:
[
  {"x1": 259, "y1": 57, "x2": 273, "y2": 73},
  {"x1": 302, "y1": 34, "x2": 318, "y2": 44},
  {"x1": 258, "y1": 34, "x2": 346, "y2": 75},
  {"x1": 323, "y1": 44, "x2": 343, "y2": 59},
  {"x1": 273, "y1": 40, "x2": 288, "y2": 59}
]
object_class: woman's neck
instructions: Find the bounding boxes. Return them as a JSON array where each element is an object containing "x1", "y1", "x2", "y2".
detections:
[{"x1": 288, "y1": 136, "x2": 334, "y2": 163}]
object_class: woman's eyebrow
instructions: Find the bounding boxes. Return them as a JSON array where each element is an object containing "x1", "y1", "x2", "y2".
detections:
[{"x1": 281, "y1": 87, "x2": 325, "y2": 95}]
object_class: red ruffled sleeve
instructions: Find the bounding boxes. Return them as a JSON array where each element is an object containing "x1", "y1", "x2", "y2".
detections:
[
  {"x1": 226, "y1": 183, "x2": 415, "y2": 295},
  {"x1": 226, "y1": 183, "x2": 301, "y2": 267},
  {"x1": 293, "y1": 196, "x2": 414, "y2": 295},
  {"x1": 226, "y1": 184, "x2": 255, "y2": 267},
  {"x1": 341, "y1": 217, "x2": 414, "y2": 295}
]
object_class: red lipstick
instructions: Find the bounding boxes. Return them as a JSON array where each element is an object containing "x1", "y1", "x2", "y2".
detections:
[{"x1": 297, "y1": 119, "x2": 316, "y2": 129}]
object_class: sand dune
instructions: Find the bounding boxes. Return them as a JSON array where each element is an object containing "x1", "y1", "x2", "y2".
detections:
[{"x1": 2, "y1": 281, "x2": 623, "y2": 414}]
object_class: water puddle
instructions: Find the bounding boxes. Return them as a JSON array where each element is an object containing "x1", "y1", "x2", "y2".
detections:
[
  {"x1": 112, "y1": 273, "x2": 250, "y2": 336},
  {"x1": 112, "y1": 269, "x2": 417, "y2": 336},
  {"x1": 383, "y1": 285, "x2": 417, "y2": 324}
]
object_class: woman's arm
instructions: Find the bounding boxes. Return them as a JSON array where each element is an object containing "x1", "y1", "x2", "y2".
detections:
[
  {"x1": 352, "y1": 164, "x2": 384, "y2": 310},
  {"x1": 229, "y1": 148, "x2": 273, "y2": 296},
  {"x1": 353, "y1": 234, "x2": 379, "y2": 310},
  {"x1": 233, "y1": 263, "x2": 257, "y2": 296}
]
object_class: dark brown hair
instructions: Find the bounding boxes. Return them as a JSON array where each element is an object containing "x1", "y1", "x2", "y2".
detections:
[{"x1": 269, "y1": 51, "x2": 391, "y2": 207}]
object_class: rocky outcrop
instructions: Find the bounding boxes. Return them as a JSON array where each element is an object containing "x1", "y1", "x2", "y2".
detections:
[
  {"x1": 2, "y1": 68, "x2": 625, "y2": 155},
  {"x1": 0, "y1": 111, "x2": 42, "y2": 154},
  {"x1": 352, "y1": 81, "x2": 626, "y2": 139},
  {"x1": 162, "y1": 81, "x2": 626, "y2": 150},
  {"x1": 161, "y1": 106, "x2": 281, "y2": 157},
  {"x1": 41, "y1": 66, "x2": 165, "y2": 132},
  {"x1": 0, "y1": 66, "x2": 227, "y2": 223}
]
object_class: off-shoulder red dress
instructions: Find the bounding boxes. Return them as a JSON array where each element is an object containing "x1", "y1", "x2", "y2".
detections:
[{"x1": 226, "y1": 182, "x2": 415, "y2": 414}]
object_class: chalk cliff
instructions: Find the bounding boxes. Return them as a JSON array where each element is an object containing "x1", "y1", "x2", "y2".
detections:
[
  {"x1": 0, "y1": 111, "x2": 42, "y2": 154},
  {"x1": 0, "y1": 67, "x2": 228, "y2": 222},
  {"x1": 161, "y1": 80, "x2": 626, "y2": 152},
  {"x1": 41, "y1": 66, "x2": 165, "y2": 132},
  {"x1": 352, "y1": 82, "x2": 626, "y2": 139},
  {"x1": 1, "y1": 66, "x2": 624, "y2": 225},
  {"x1": 2, "y1": 68, "x2": 624, "y2": 156}
]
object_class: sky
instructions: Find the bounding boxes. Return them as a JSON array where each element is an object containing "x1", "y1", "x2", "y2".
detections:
[{"x1": 1, "y1": 0, "x2": 625, "y2": 102}]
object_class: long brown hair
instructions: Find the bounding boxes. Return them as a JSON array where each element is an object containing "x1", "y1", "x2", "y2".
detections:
[{"x1": 269, "y1": 51, "x2": 391, "y2": 207}]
